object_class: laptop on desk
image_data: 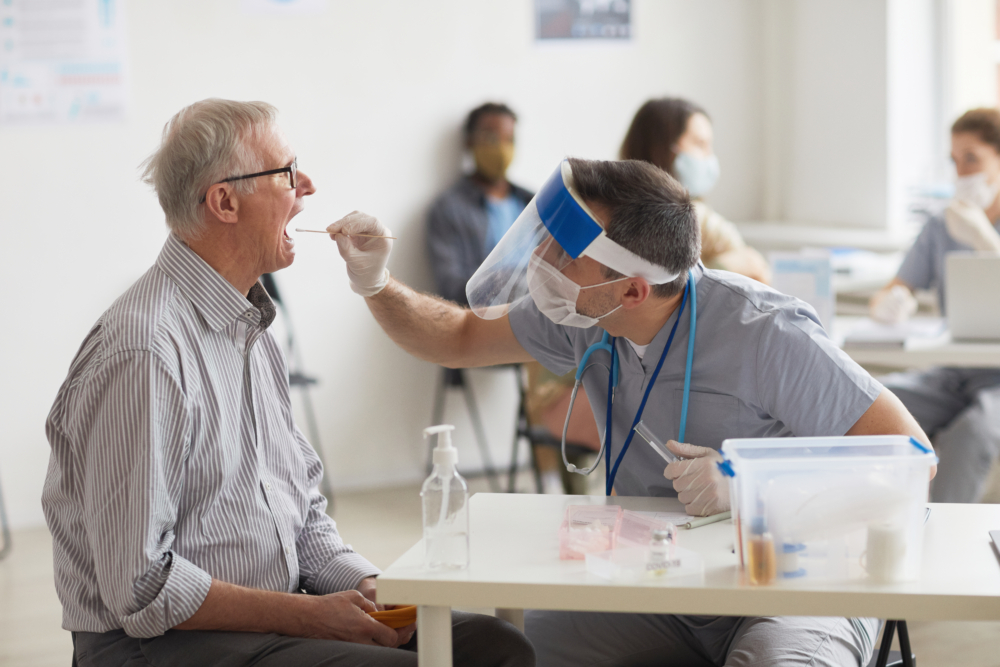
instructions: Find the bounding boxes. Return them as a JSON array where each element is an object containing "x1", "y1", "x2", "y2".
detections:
[{"x1": 945, "y1": 253, "x2": 1000, "y2": 341}]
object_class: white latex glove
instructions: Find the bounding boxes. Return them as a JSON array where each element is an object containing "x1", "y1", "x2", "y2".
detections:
[
  {"x1": 327, "y1": 211, "x2": 394, "y2": 297},
  {"x1": 944, "y1": 199, "x2": 1000, "y2": 253},
  {"x1": 869, "y1": 285, "x2": 917, "y2": 325},
  {"x1": 662, "y1": 441, "x2": 730, "y2": 517}
]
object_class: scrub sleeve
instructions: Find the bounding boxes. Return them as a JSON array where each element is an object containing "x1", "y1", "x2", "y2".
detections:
[{"x1": 895, "y1": 220, "x2": 937, "y2": 291}]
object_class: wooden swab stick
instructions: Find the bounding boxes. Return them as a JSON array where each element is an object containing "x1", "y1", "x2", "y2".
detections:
[{"x1": 295, "y1": 228, "x2": 397, "y2": 240}]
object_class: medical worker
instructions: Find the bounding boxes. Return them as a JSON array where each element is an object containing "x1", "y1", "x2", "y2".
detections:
[
  {"x1": 870, "y1": 107, "x2": 1000, "y2": 503},
  {"x1": 327, "y1": 158, "x2": 932, "y2": 667},
  {"x1": 620, "y1": 97, "x2": 771, "y2": 284}
]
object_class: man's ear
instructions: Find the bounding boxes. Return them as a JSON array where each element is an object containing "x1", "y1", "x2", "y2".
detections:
[
  {"x1": 621, "y1": 277, "x2": 651, "y2": 310},
  {"x1": 204, "y1": 183, "x2": 239, "y2": 225}
]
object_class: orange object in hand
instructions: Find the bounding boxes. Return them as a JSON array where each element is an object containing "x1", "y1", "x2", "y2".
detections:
[{"x1": 367, "y1": 605, "x2": 417, "y2": 629}]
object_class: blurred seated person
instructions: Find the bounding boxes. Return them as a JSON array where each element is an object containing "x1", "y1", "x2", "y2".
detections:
[
  {"x1": 870, "y1": 107, "x2": 1000, "y2": 503},
  {"x1": 425, "y1": 103, "x2": 598, "y2": 494},
  {"x1": 620, "y1": 97, "x2": 771, "y2": 283},
  {"x1": 426, "y1": 102, "x2": 533, "y2": 305}
]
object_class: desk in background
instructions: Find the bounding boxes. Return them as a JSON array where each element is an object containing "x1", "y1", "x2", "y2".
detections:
[
  {"x1": 835, "y1": 315, "x2": 1000, "y2": 369},
  {"x1": 377, "y1": 493, "x2": 1000, "y2": 667}
]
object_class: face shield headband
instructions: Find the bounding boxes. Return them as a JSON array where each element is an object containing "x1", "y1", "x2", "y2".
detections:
[{"x1": 465, "y1": 160, "x2": 679, "y2": 320}]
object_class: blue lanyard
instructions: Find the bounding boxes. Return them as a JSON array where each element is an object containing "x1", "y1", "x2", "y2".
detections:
[{"x1": 604, "y1": 272, "x2": 696, "y2": 495}]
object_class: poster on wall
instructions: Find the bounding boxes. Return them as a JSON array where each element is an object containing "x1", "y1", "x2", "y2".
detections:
[
  {"x1": 536, "y1": 0, "x2": 631, "y2": 41},
  {"x1": 0, "y1": 0, "x2": 128, "y2": 124}
]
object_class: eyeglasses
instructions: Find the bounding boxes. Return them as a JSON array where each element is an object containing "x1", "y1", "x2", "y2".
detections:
[{"x1": 199, "y1": 159, "x2": 297, "y2": 203}]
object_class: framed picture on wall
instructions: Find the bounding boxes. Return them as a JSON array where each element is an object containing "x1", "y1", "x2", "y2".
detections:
[{"x1": 535, "y1": 0, "x2": 631, "y2": 41}]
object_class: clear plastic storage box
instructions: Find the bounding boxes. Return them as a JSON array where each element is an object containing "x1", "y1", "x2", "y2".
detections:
[
  {"x1": 558, "y1": 505, "x2": 623, "y2": 560},
  {"x1": 559, "y1": 505, "x2": 689, "y2": 560},
  {"x1": 720, "y1": 435, "x2": 937, "y2": 584}
]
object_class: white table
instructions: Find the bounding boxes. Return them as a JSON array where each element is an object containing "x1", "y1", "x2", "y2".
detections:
[
  {"x1": 376, "y1": 493, "x2": 1000, "y2": 667},
  {"x1": 834, "y1": 316, "x2": 1000, "y2": 369},
  {"x1": 843, "y1": 340, "x2": 1000, "y2": 369}
]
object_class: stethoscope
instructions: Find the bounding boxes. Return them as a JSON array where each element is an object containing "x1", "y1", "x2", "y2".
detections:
[{"x1": 561, "y1": 270, "x2": 697, "y2": 496}]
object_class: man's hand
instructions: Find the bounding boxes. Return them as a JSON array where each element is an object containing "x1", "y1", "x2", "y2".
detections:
[
  {"x1": 662, "y1": 441, "x2": 730, "y2": 516},
  {"x1": 175, "y1": 579, "x2": 415, "y2": 647},
  {"x1": 945, "y1": 199, "x2": 1000, "y2": 253},
  {"x1": 302, "y1": 590, "x2": 413, "y2": 647},
  {"x1": 357, "y1": 576, "x2": 383, "y2": 610},
  {"x1": 327, "y1": 211, "x2": 394, "y2": 296},
  {"x1": 356, "y1": 576, "x2": 416, "y2": 644}
]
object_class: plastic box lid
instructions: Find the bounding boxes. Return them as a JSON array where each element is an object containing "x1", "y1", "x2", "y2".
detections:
[{"x1": 719, "y1": 435, "x2": 937, "y2": 476}]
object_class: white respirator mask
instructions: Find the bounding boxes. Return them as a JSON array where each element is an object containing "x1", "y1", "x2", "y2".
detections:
[
  {"x1": 526, "y1": 254, "x2": 627, "y2": 328},
  {"x1": 673, "y1": 152, "x2": 720, "y2": 198},
  {"x1": 953, "y1": 172, "x2": 1000, "y2": 210}
]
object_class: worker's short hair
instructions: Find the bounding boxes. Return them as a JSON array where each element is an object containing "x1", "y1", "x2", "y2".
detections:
[
  {"x1": 464, "y1": 102, "x2": 518, "y2": 144},
  {"x1": 619, "y1": 97, "x2": 709, "y2": 176},
  {"x1": 952, "y1": 108, "x2": 1000, "y2": 155},
  {"x1": 140, "y1": 98, "x2": 278, "y2": 240},
  {"x1": 567, "y1": 157, "x2": 701, "y2": 299}
]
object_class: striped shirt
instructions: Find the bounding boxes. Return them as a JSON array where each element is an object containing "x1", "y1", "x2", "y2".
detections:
[{"x1": 42, "y1": 234, "x2": 379, "y2": 638}]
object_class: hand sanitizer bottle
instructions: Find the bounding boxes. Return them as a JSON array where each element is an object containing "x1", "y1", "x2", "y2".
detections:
[{"x1": 421, "y1": 425, "x2": 469, "y2": 569}]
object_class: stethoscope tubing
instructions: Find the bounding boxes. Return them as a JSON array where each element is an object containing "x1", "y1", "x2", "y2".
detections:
[{"x1": 560, "y1": 271, "x2": 697, "y2": 494}]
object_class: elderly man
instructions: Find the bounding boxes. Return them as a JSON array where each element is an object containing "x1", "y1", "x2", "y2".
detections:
[
  {"x1": 326, "y1": 157, "x2": 934, "y2": 667},
  {"x1": 42, "y1": 99, "x2": 533, "y2": 667}
]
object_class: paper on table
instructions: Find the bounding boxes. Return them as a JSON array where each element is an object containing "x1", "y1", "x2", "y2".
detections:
[
  {"x1": 631, "y1": 510, "x2": 696, "y2": 526},
  {"x1": 843, "y1": 316, "x2": 948, "y2": 348}
]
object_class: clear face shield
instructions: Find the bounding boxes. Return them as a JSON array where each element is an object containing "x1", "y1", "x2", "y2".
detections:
[{"x1": 466, "y1": 161, "x2": 679, "y2": 321}]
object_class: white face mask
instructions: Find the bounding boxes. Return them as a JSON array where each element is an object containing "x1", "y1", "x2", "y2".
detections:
[
  {"x1": 526, "y1": 254, "x2": 627, "y2": 328},
  {"x1": 673, "y1": 152, "x2": 720, "y2": 198},
  {"x1": 954, "y1": 172, "x2": 1000, "y2": 210}
]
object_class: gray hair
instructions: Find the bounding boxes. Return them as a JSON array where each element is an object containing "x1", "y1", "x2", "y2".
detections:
[
  {"x1": 140, "y1": 99, "x2": 278, "y2": 239},
  {"x1": 567, "y1": 157, "x2": 700, "y2": 299}
]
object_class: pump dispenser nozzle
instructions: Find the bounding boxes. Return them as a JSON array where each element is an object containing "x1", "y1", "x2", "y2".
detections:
[{"x1": 424, "y1": 424, "x2": 458, "y2": 470}]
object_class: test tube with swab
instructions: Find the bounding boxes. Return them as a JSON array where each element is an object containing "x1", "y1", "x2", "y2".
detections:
[
  {"x1": 634, "y1": 421, "x2": 680, "y2": 463},
  {"x1": 295, "y1": 228, "x2": 398, "y2": 240}
]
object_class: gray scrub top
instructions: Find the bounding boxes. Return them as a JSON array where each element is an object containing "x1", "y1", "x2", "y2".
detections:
[
  {"x1": 508, "y1": 264, "x2": 883, "y2": 498},
  {"x1": 896, "y1": 214, "x2": 1000, "y2": 314}
]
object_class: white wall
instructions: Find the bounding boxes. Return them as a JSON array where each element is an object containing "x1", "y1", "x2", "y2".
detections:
[
  {"x1": 0, "y1": 0, "x2": 767, "y2": 528},
  {"x1": 786, "y1": 0, "x2": 889, "y2": 228},
  {"x1": 759, "y1": 0, "x2": 943, "y2": 231},
  {"x1": 945, "y1": 0, "x2": 998, "y2": 120}
]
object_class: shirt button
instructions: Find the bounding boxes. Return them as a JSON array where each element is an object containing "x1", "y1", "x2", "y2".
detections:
[
  {"x1": 265, "y1": 483, "x2": 271, "y2": 490},
  {"x1": 285, "y1": 546, "x2": 291, "y2": 555},
  {"x1": 245, "y1": 310, "x2": 254, "y2": 318}
]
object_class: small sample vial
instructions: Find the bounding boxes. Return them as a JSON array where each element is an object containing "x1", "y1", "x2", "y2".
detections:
[
  {"x1": 747, "y1": 516, "x2": 776, "y2": 585},
  {"x1": 779, "y1": 542, "x2": 807, "y2": 579},
  {"x1": 647, "y1": 525, "x2": 679, "y2": 576}
]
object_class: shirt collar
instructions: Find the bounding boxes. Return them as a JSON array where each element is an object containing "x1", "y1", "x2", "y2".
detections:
[
  {"x1": 156, "y1": 234, "x2": 276, "y2": 332},
  {"x1": 620, "y1": 263, "x2": 704, "y2": 368}
]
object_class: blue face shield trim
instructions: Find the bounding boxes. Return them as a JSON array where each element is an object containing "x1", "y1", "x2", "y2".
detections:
[
  {"x1": 464, "y1": 160, "x2": 681, "y2": 320},
  {"x1": 535, "y1": 165, "x2": 603, "y2": 260}
]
